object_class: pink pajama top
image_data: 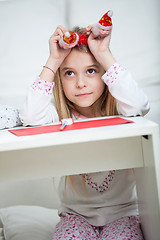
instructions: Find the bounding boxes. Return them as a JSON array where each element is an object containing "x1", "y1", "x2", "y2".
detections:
[{"x1": 20, "y1": 63, "x2": 150, "y2": 226}]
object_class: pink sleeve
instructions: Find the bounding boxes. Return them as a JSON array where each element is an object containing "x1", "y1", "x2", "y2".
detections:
[
  {"x1": 31, "y1": 77, "x2": 54, "y2": 96},
  {"x1": 101, "y1": 63, "x2": 150, "y2": 116},
  {"x1": 101, "y1": 63, "x2": 126, "y2": 85},
  {"x1": 20, "y1": 77, "x2": 59, "y2": 126}
]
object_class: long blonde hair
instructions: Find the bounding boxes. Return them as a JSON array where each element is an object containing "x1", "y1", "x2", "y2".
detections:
[
  {"x1": 53, "y1": 26, "x2": 118, "y2": 120},
  {"x1": 53, "y1": 27, "x2": 118, "y2": 193}
]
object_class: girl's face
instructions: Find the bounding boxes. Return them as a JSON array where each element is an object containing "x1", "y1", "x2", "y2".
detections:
[{"x1": 60, "y1": 49, "x2": 105, "y2": 117}]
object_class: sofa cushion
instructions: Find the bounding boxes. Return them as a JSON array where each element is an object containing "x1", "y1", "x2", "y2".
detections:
[{"x1": 0, "y1": 206, "x2": 60, "y2": 240}]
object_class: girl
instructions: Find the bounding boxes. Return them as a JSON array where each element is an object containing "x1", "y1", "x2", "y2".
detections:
[{"x1": 20, "y1": 25, "x2": 150, "y2": 239}]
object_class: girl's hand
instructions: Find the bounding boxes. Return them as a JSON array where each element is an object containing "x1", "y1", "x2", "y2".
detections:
[
  {"x1": 86, "y1": 25, "x2": 115, "y2": 71},
  {"x1": 40, "y1": 26, "x2": 71, "y2": 82},
  {"x1": 49, "y1": 25, "x2": 71, "y2": 67}
]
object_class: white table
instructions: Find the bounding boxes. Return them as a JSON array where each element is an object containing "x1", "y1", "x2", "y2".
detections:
[{"x1": 0, "y1": 116, "x2": 160, "y2": 240}]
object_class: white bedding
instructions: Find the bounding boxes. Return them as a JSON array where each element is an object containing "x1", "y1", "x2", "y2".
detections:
[{"x1": 0, "y1": 206, "x2": 59, "y2": 240}]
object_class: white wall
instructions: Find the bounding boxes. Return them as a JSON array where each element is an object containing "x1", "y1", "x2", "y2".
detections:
[
  {"x1": 0, "y1": 0, "x2": 67, "y2": 108},
  {"x1": 68, "y1": 0, "x2": 160, "y2": 125},
  {"x1": 0, "y1": 177, "x2": 60, "y2": 208},
  {"x1": 0, "y1": 0, "x2": 159, "y2": 124}
]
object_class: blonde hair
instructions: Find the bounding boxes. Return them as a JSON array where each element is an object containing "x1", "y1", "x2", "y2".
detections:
[
  {"x1": 53, "y1": 26, "x2": 118, "y2": 120},
  {"x1": 53, "y1": 26, "x2": 118, "y2": 194}
]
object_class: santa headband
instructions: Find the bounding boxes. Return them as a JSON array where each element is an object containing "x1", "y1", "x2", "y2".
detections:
[
  {"x1": 59, "y1": 31, "x2": 88, "y2": 49},
  {"x1": 59, "y1": 10, "x2": 113, "y2": 49}
]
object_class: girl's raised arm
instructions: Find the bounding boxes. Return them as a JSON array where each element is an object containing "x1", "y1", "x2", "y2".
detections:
[
  {"x1": 39, "y1": 26, "x2": 71, "y2": 83},
  {"x1": 20, "y1": 26, "x2": 71, "y2": 126},
  {"x1": 87, "y1": 25, "x2": 150, "y2": 117},
  {"x1": 87, "y1": 26, "x2": 116, "y2": 71},
  {"x1": 101, "y1": 63, "x2": 150, "y2": 116}
]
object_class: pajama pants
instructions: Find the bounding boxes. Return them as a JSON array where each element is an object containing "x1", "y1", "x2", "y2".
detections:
[{"x1": 52, "y1": 212, "x2": 144, "y2": 239}]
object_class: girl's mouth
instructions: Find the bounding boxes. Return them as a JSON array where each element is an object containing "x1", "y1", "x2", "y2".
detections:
[{"x1": 76, "y1": 93, "x2": 92, "y2": 97}]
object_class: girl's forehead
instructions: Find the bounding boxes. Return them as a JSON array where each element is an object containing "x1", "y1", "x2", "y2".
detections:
[{"x1": 60, "y1": 49, "x2": 99, "y2": 69}]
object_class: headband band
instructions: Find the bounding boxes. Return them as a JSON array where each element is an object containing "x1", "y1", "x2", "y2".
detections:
[{"x1": 77, "y1": 33, "x2": 88, "y2": 46}]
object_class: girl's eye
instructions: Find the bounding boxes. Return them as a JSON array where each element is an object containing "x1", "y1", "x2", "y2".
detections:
[
  {"x1": 65, "y1": 71, "x2": 74, "y2": 77},
  {"x1": 87, "y1": 69, "x2": 96, "y2": 74}
]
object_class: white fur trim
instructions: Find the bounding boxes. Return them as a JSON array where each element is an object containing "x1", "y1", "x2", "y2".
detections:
[
  {"x1": 92, "y1": 23, "x2": 112, "y2": 35},
  {"x1": 107, "y1": 10, "x2": 113, "y2": 17},
  {"x1": 65, "y1": 31, "x2": 71, "y2": 37}
]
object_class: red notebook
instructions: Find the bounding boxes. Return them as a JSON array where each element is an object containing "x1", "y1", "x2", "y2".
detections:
[{"x1": 9, "y1": 117, "x2": 134, "y2": 137}]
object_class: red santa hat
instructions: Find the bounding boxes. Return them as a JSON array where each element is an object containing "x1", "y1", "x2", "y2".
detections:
[
  {"x1": 59, "y1": 31, "x2": 79, "y2": 49},
  {"x1": 99, "y1": 10, "x2": 113, "y2": 27},
  {"x1": 63, "y1": 31, "x2": 78, "y2": 44},
  {"x1": 92, "y1": 10, "x2": 113, "y2": 35},
  {"x1": 60, "y1": 31, "x2": 88, "y2": 48}
]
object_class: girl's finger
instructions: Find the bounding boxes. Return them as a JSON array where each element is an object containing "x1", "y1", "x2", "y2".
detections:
[
  {"x1": 56, "y1": 28, "x2": 65, "y2": 38},
  {"x1": 49, "y1": 34, "x2": 61, "y2": 46},
  {"x1": 99, "y1": 29, "x2": 110, "y2": 35},
  {"x1": 51, "y1": 35, "x2": 61, "y2": 43},
  {"x1": 86, "y1": 24, "x2": 94, "y2": 30},
  {"x1": 88, "y1": 32, "x2": 97, "y2": 40},
  {"x1": 86, "y1": 24, "x2": 93, "y2": 34},
  {"x1": 51, "y1": 25, "x2": 68, "y2": 38},
  {"x1": 57, "y1": 25, "x2": 68, "y2": 34}
]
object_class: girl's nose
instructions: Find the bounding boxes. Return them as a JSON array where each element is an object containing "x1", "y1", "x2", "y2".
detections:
[{"x1": 76, "y1": 75, "x2": 87, "y2": 88}]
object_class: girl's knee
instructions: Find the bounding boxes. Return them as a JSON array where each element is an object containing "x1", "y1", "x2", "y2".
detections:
[
  {"x1": 99, "y1": 215, "x2": 144, "y2": 240},
  {"x1": 52, "y1": 213, "x2": 98, "y2": 240}
]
